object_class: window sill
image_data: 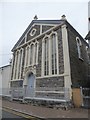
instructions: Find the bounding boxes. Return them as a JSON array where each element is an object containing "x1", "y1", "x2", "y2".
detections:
[
  {"x1": 79, "y1": 57, "x2": 84, "y2": 61},
  {"x1": 25, "y1": 64, "x2": 38, "y2": 68}
]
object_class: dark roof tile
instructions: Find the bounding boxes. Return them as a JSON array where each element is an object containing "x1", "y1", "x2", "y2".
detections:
[{"x1": 85, "y1": 31, "x2": 90, "y2": 40}]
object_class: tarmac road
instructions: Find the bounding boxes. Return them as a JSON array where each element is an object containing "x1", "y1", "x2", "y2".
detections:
[
  {"x1": 2, "y1": 108, "x2": 40, "y2": 120},
  {"x1": 2, "y1": 108, "x2": 30, "y2": 119},
  {"x1": 2, "y1": 109, "x2": 23, "y2": 118}
]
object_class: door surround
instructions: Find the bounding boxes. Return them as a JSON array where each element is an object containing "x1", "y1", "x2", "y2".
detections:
[{"x1": 23, "y1": 70, "x2": 36, "y2": 86}]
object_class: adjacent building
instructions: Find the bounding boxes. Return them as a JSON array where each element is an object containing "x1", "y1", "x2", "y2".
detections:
[
  {"x1": 10, "y1": 15, "x2": 89, "y2": 104},
  {"x1": 85, "y1": 1, "x2": 90, "y2": 87},
  {"x1": 0, "y1": 65, "x2": 11, "y2": 96}
]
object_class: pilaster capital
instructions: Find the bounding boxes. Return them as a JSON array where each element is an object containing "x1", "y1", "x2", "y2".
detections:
[{"x1": 61, "y1": 24, "x2": 67, "y2": 29}]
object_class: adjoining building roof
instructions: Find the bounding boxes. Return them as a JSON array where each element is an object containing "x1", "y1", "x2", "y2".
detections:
[
  {"x1": 0, "y1": 64, "x2": 11, "y2": 70},
  {"x1": 85, "y1": 31, "x2": 90, "y2": 40}
]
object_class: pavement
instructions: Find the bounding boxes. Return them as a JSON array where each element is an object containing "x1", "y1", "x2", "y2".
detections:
[{"x1": 1, "y1": 99, "x2": 89, "y2": 119}]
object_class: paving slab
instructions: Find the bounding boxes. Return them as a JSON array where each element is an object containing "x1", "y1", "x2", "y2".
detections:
[{"x1": 2, "y1": 99, "x2": 89, "y2": 119}]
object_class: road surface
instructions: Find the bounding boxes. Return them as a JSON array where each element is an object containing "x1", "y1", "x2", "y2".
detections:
[
  {"x1": 2, "y1": 109, "x2": 30, "y2": 119},
  {"x1": 2, "y1": 108, "x2": 40, "y2": 119}
]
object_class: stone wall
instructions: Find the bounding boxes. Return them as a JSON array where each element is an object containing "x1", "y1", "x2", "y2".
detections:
[
  {"x1": 36, "y1": 37, "x2": 42, "y2": 77},
  {"x1": 35, "y1": 92, "x2": 64, "y2": 99},
  {"x1": 42, "y1": 25, "x2": 53, "y2": 33},
  {"x1": 36, "y1": 76, "x2": 64, "y2": 88},
  {"x1": 67, "y1": 24, "x2": 88, "y2": 87},
  {"x1": 35, "y1": 76, "x2": 64, "y2": 98},
  {"x1": 57, "y1": 28, "x2": 64, "y2": 74}
]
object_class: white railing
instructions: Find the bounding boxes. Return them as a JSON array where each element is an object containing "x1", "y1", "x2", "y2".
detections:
[
  {"x1": 1, "y1": 88, "x2": 10, "y2": 97},
  {"x1": 11, "y1": 87, "x2": 24, "y2": 99},
  {"x1": 2, "y1": 87, "x2": 70, "y2": 101}
]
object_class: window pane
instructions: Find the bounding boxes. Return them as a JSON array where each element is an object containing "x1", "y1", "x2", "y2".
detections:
[
  {"x1": 30, "y1": 44, "x2": 34, "y2": 65},
  {"x1": 26, "y1": 47, "x2": 29, "y2": 66},
  {"x1": 18, "y1": 50, "x2": 22, "y2": 79},
  {"x1": 35, "y1": 43, "x2": 37, "y2": 64},
  {"x1": 44, "y1": 37, "x2": 49, "y2": 76},
  {"x1": 76, "y1": 37, "x2": 83, "y2": 59},
  {"x1": 51, "y1": 34, "x2": 57, "y2": 75}
]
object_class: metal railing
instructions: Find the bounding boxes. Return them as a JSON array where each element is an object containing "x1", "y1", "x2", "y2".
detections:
[
  {"x1": 1, "y1": 88, "x2": 10, "y2": 97},
  {"x1": 81, "y1": 87, "x2": 90, "y2": 108},
  {"x1": 1, "y1": 87, "x2": 70, "y2": 101}
]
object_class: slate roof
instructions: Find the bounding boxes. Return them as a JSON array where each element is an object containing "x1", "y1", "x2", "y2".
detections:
[
  {"x1": 0, "y1": 64, "x2": 11, "y2": 69},
  {"x1": 85, "y1": 31, "x2": 90, "y2": 40}
]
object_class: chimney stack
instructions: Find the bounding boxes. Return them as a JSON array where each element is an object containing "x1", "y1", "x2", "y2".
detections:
[
  {"x1": 61, "y1": 14, "x2": 66, "y2": 20},
  {"x1": 34, "y1": 15, "x2": 38, "y2": 20}
]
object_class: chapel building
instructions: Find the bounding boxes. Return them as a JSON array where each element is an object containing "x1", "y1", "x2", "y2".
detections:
[{"x1": 10, "y1": 15, "x2": 89, "y2": 103}]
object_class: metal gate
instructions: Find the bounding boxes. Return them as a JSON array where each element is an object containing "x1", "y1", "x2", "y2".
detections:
[
  {"x1": 81, "y1": 87, "x2": 90, "y2": 108},
  {"x1": 11, "y1": 87, "x2": 24, "y2": 100}
]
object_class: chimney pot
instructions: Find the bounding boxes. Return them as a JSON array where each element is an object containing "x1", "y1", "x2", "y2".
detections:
[
  {"x1": 61, "y1": 15, "x2": 66, "y2": 20},
  {"x1": 34, "y1": 15, "x2": 38, "y2": 20}
]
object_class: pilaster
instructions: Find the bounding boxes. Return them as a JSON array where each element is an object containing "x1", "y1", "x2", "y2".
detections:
[
  {"x1": 61, "y1": 24, "x2": 72, "y2": 100},
  {"x1": 41, "y1": 40, "x2": 45, "y2": 77}
]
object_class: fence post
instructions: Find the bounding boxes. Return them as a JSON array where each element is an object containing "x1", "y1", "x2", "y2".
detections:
[
  {"x1": 10, "y1": 88, "x2": 13, "y2": 101},
  {"x1": 22, "y1": 87, "x2": 25, "y2": 103},
  {"x1": 64, "y1": 88, "x2": 69, "y2": 101},
  {"x1": 80, "y1": 87, "x2": 84, "y2": 106},
  {"x1": 18, "y1": 88, "x2": 19, "y2": 100}
]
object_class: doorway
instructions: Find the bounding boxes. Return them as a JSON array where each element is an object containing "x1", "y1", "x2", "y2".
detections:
[{"x1": 26, "y1": 73, "x2": 35, "y2": 97}]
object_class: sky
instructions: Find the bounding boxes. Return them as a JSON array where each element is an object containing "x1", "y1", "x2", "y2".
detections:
[{"x1": 0, "y1": 0, "x2": 89, "y2": 67}]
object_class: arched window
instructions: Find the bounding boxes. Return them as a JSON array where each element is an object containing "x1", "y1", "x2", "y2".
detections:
[
  {"x1": 41, "y1": 32, "x2": 58, "y2": 76},
  {"x1": 30, "y1": 44, "x2": 34, "y2": 65},
  {"x1": 15, "y1": 51, "x2": 19, "y2": 79},
  {"x1": 51, "y1": 34, "x2": 57, "y2": 74},
  {"x1": 26, "y1": 46, "x2": 29, "y2": 66},
  {"x1": 76, "y1": 37, "x2": 83, "y2": 60},
  {"x1": 18, "y1": 50, "x2": 22, "y2": 79},
  {"x1": 35, "y1": 42, "x2": 38, "y2": 64},
  {"x1": 18, "y1": 49, "x2": 23, "y2": 79},
  {"x1": 44, "y1": 37, "x2": 49, "y2": 75}
]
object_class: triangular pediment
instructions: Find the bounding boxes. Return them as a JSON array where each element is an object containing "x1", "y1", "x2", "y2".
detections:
[{"x1": 12, "y1": 20, "x2": 65, "y2": 51}]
